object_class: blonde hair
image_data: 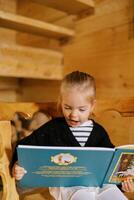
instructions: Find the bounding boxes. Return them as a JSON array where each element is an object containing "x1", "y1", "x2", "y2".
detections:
[
  {"x1": 58, "y1": 71, "x2": 96, "y2": 113},
  {"x1": 60, "y1": 71, "x2": 96, "y2": 98}
]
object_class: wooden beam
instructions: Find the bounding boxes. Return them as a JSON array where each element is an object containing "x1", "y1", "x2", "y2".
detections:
[
  {"x1": 0, "y1": 10, "x2": 75, "y2": 38},
  {"x1": 0, "y1": 77, "x2": 19, "y2": 90},
  {"x1": 32, "y1": 0, "x2": 94, "y2": 15},
  {"x1": 0, "y1": 61, "x2": 63, "y2": 80},
  {"x1": 0, "y1": 45, "x2": 63, "y2": 80}
]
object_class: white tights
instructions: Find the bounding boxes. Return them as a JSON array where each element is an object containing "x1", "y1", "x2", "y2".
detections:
[
  {"x1": 49, "y1": 185, "x2": 128, "y2": 200},
  {"x1": 49, "y1": 186, "x2": 97, "y2": 200}
]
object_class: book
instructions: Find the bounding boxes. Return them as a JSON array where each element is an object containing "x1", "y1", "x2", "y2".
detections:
[
  {"x1": 104, "y1": 145, "x2": 134, "y2": 184},
  {"x1": 97, "y1": 185, "x2": 128, "y2": 200},
  {"x1": 17, "y1": 145, "x2": 134, "y2": 188},
  {"x1": 67, "y1": 185, "x2": 128, "y2": 200}
]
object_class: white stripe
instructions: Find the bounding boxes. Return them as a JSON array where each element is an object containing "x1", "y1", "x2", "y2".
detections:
[
  {"x1": 79, "y1": 120, "x2": 93, "y2": 126},
  {"x1": 69, "y1": 120, "x2": 94, "y2": 147},
  {"x1": 79, "y1": 143, "x2": 85, "y2": 146},
  {"x1": 75, "y1": 137, "x2": 88, "y2": 142},
  {"x1": 72, "y1": 132, "x2": 90, "y2": 136},
  {"x1": 70, "y1": 127, "x2": 93, "y2": 131}
]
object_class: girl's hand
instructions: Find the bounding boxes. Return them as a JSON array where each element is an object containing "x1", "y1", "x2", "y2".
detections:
[
  {"x1": 122, "y1": 178, "x2": 134, "y2": 193},
  {"x1": 12, "y1": 162, "x2": 27, "y2": 181}
]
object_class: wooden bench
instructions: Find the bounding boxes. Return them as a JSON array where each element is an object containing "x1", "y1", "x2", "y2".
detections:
[{"x1": 0, "y1": 98, "x2": 134, "y2": 200}]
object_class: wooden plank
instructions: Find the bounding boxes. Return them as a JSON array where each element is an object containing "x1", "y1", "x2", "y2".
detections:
[
  {"x1": 32, "y1": 0, "x2": 94, "y2": 15},
  {"x1": 0, "y1": 90, "x2": 18, "y2": 102},
  {"x1": 20, "y1": 79, "x2": 61, "y2": 102},
  {"x1": 0, "y1": 77, "x2": 18, "y2": 90},
  {"x1": 0, "y1": 45, "x2": 63, "y2": 80},
  {"x1": 16, "y1": 32, "x2": 61, "y2": 51},
  {"x1": 0, "y1": 0, "x2": 17, "y2": 13},
  {"x1": 75, "y1": 0, "x2": 131, "y2": 38},
  {"x1": 0, "y1": 60, "x2": 63, "y2": 80},
  {"x1": 0, "y1": 10, "x2": 75, "y2": 38},
  {"x1": 0, "y1": 121, "x2": 19, "y2": 200}
]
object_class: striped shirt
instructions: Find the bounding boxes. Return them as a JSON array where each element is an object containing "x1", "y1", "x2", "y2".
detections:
[{"x1": 69, "y1": 120, "x2": 93, "y2": 146}]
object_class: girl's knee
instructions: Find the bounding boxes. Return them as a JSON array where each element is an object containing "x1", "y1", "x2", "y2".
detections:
[{"x1": 70, "y1": 189, "x2": 96, "y2": 200}]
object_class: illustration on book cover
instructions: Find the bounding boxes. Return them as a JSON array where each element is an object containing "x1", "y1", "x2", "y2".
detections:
[
  {"x1": 109, "y1": 153, "x2": 134, "y2": 183},
  {"x1": 51, "y1": 153, "x2": 77, "y2": 165}
]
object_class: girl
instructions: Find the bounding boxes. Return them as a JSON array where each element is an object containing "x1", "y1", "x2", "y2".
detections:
[{"x1": 12, "y1": 71, "x2": 134, "y2": 199}]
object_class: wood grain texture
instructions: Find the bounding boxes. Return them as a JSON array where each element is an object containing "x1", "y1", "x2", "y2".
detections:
[
  {"x1": 63, "y1": 0, "x2": 134, "y2": 100},
  {"x1": 0, "y1": 10, "x2": 75, "y2": 38},
  {"x1": 0, "y1": 121, "x2": 19, "y2": 200},
  {"x1": 31, "y1": 0, "x2": 94, "y2": 15},
  {"x1": 0, "y1": 44, "x2": 63, "y2": 80}
]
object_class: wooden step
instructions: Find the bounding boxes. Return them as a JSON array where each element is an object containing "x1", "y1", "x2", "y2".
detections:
[
  {"x1": 0, "y1": 45, "x2": 63, "y2": 80},
  {"x1": 32, "y1": 0, "x2": 95, "y2": 15},
  {"x1": 0, "y1": 10, "x2": 75, "y2": 38}
]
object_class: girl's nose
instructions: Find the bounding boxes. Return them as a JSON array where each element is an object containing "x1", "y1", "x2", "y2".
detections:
[{"x1": 70, "y1": 110, "x2": 78, "y2": 118}]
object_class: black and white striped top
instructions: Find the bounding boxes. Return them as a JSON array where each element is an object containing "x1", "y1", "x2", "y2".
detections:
[{"x1": 69, "y1": 120, "x2": 93, "y2": 146}]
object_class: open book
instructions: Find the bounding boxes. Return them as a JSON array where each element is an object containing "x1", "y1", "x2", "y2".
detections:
[
  {"x1": 17, "y1": 145, "x2": 134, "y2": 188},
  {"x1": 104, "y1": 144, "x2": 134, "y2": 184}
]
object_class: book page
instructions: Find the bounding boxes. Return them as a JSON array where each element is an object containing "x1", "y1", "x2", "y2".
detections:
[
  {"x1": 97, "y1": 185, "x2": 128, "y2": 200},
  {"x1": 108, "y1": 152, "x2": 134, "y2": 183},
  {"x1": 117, "y1": 144, "x2": 134, "y2": 149},
  {"x1": 18, "y1": 145, "x2": 114, "y2": 151}
]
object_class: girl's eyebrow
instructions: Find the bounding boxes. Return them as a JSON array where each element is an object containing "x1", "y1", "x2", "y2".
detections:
[
  {"x1": 78, "y1": 106, "x2": 87, "y2": 108},
  {"x1": 64, "y1": 104, "x2": 71, "y2": 107},
  {"x1": 64, "y1": 104, "x2": 87, "y2": 109}
]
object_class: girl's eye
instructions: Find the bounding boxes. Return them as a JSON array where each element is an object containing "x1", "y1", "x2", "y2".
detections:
[
  {"x1": 79, "y1": 109, "x2": 86, "y2": 112},
  {"x1": 64, "y1": 107, "x2": 71, "y2": 110}
]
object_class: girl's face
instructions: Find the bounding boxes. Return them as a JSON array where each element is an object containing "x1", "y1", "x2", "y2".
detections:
[{"x1": 61, "y1": 89, "x2": 95, "y2": 127}]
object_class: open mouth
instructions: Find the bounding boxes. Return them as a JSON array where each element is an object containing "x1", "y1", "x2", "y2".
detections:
[{"x1": 68, "y1": 119, "x2": 80, "y2": 126}]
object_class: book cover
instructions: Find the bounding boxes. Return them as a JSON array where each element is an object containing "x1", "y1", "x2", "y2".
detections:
[
  {"x1": 104, "y1": 146, "x2": 134, "y2": 184},
  {"x1": 17, "y1": 145, "x2": 114, "y2": 188}
]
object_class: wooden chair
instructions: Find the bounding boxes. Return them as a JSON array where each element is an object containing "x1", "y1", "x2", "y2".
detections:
[
  {"x1": 0, "y1": 103, "x2": 58, "y2": 200},
  {"x1": 0, "y1": 121, "x2": 19, "y2": 200},
  {"x1": 93, "y1": 97, "x2": 134, "y2": 146},
  {"x1": 0, "y1": 98, "x2": 134, "y2": 200}
]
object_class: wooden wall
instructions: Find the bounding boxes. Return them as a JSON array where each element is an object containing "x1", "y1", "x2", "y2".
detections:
[
  {"x1": 0, "y1": 0, "x2": 18, "y2": 101},
  {"x1": 16, "y1": 0, "x2": 134, "y2": 101},
  {"x1": 63, "y1": 0, "x2": 134, "y2": 98},
  {"x1": 0, "y1": 0, "x2": 66, "y2": 102},
  {"x1": 20, "y1": 79, "x2": 61, "y2": 102},
  {"x1": 0, "y1": 2, "x2": 134, "y2": 198},
  {"x1": 15, "y1": 0, "x2": 73, "y2": 102},
  {"x1": 0, "y1": 0, "x2": 133, "y2": 102},
  {"x1": 62, "y1": 0, "x2": 134, "y2": 100}
]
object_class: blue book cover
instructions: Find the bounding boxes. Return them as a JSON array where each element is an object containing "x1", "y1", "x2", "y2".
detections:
[
  {"x1": 104, "y1": 145, "x2": 134, "y2": 184},
  {"x1": 17, "y1": 145, "x2": 114, "y2": 188}
]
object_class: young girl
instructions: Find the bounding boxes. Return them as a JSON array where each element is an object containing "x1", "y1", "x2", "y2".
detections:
[{"x1": 12, "y1": 71, "x2": 134, "y2": 199}]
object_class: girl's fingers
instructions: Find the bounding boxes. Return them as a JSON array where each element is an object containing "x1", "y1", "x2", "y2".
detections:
[
  {"x1": 15, "y1": 173, "x2": 24, "y2": 181},
  {"x1": 12, "y1": 163, "x2": 27, "y2": 180},
  {"x1": 122, "y1": 178, "x2": 134, "y2": 192},
  {"x1": 122, "y1": 180, "x2": 129, "y2": 192}
]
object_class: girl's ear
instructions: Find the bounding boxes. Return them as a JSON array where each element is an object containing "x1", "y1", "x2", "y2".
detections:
[{"x1": 91, "y1": 99, "x2": 96, "y2": 112}]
